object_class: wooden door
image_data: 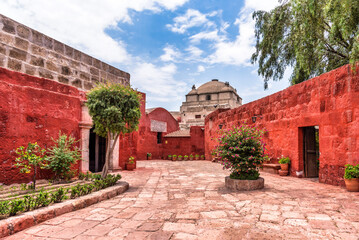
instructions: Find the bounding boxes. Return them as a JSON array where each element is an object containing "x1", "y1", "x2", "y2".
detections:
[{"x1": 303, "y1": 127, "x2": 319, "y2": 178}]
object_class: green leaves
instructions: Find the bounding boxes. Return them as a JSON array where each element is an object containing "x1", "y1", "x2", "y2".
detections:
[
  {"x1": 252, "y1": 0, "x2": 359, "y2": 88},
  {"x1": 86, "y1": 82, "x2": 141, "y2": 138},
  {"x1": 46, "y1": 132, "x2": 81, "y2": 181},
  {"x1": 344, "y1": 164, "x2": 359, "y2": 179}
]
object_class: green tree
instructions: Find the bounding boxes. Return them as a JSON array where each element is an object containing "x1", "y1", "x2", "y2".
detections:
[
  {"x1": 86, "y1": 82, "x2": 141, "y2": 178},
  {"x1": 15, "y1": 142, "x2": 47, "y2": 189},
  {"x1": 47, "y1": 132, "x2": 81, "y2": 181},
  {"x1": 252, "y1": 0, "x2": 359, "y2": 89}
]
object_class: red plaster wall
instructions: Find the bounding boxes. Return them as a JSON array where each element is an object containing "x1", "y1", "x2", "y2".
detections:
[
  {"x1": 163, "y1": 126, "x2": 205, "y2": 157},
  {"x1": 118, "y1": 95, "x2": 180, "y2": 169},
  {"x1": 0, "y1": 68, "x2": 82, "y2": 184},
  {"x1": 205, "y1": 65, "x2": 359, "y2": 186}
]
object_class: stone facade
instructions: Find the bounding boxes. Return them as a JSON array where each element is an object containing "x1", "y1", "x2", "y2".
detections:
[
  {"x1": 180, "y1": 79, "x2": 241, "y2": 129},
  {"x1": 0, "y1": 14, "x2": 129, "y2": 91},
  {"x1": 205, "y1": 65, "x2": 359, "y2": 187}
]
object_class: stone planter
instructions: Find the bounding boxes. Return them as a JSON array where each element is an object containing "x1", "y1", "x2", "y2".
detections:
[{"x1": 225, "y1": 177, "x2": 264, "y2": 191}]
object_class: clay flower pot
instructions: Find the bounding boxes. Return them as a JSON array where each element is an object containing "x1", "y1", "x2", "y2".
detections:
[
  {"x1": 280, "y1": 163, "x2": 289, "y2": 171},
  {"x1": 189, "y1": 156, "x2": 194, "y2": 160},
  {"x1": 345, "y1": 178, "x2": 359, "y2": 192},
  {"x1": 126, "y1": 163, "x2": 136, "y2": 171},
  {"x1": 172, "y1": 156, "x2": 177, "y2": 161},
  {"x1": 184, "y1": 157, "x2": 188, "y2": 161}
]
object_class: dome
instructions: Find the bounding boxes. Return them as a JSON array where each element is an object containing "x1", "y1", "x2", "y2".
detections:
[{"x1": 195, "y1": 79, "x2": 236, "y2": 95}]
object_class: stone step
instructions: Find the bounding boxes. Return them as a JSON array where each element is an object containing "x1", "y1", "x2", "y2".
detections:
[{"x1": 261, "y1": 163, "x2": 281, "y2": 174}]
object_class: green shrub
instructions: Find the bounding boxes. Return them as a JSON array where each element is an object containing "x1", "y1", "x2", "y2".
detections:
[
  {"x1": 47, "y1": 132, "x2": 81, "y2": 181},
  {"x1": 50, "y1": 188, "x2": 68, "y2": 203},
  {"x1": 9, "y1": 199, "x2": 24, "y2": 216},
  {"x1": 34, "y1": 190, "x2": 51, "y2": 208},
  {"x1": 344, "y1": 164, "x2": 359, "y2": 179},
  {"x1": 216, "y1": 124, "x2": 266, "y2": 180},
  {"x1": 278, "y1": 157, "x2": 290, "y2": 164},
  {"x1": 0, "y1": 201, "x2": 9, "y2": 216},
  {"x1": 15, "y1": 142, "x2": 47, "y2": 189}
]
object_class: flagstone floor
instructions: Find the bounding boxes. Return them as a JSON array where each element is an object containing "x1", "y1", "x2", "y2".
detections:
[{"x1": 5, "y1": 160, "x2": 359, "y2": 240}]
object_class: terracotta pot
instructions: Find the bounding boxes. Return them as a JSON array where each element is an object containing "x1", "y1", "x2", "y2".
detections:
[
  {"x1": 189, "y1": 157, "x2": 193, "y2": 160},
  {"x1": 168, "y1": 156, "x2": 172, "y2": 160},
  {"x1": 184, "y1": 157, "x2": 188, "y2": 161},
  {"x1": 172, "y1": 156, "x2": 177, "y2": 161},
  {"x1": 280, "y1": 163, "x2": 289, "y2": 171},
  {"x1": 195, "y1": 157, "x2": 199, "y2": 160},
  {"x1": 126, "y1": 163, "x2": 135, "y2": 171},
  {"x1": 345, "y1": 178, "x2": 359, "y2": 192},
  {"x1": 147, "y1": 156, "x2": 152, "y2": 160},
  {"x1": 178, "y1": 157, "x2": 183, "y2": 161},
  {"x1": 201, "y1": 156, "x2": 205, "y2": 160},
  {"x1": 278, "y1": 170, "x2": 288, "y2": 176}
]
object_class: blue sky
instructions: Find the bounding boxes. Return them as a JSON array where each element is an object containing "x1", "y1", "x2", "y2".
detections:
[{"x1": 0, "y1": 0, "x2": 289, "y2": 111}]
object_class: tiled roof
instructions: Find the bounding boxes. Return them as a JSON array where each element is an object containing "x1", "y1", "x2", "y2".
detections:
[{"x1": 164, "y1": 129, "x2": 190, "y2": 137}]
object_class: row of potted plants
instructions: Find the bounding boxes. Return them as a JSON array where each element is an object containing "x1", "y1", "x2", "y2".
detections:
[{"x1": 167, "y1": 154, "x2": 205, "y2": 161}]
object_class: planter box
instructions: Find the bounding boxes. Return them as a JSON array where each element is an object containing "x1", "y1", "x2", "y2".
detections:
[{"x1": 225, "y1": 177, "x2": 264, "y2": 191}]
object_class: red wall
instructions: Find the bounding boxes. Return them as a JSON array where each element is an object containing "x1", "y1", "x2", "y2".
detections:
[
  {"x1": 118, "y1": 95, "x2": 180, "y2": 169},
  {"x1": 163, "y1": 126, "x2": 205, "y2": 157},
  {"x1": 0, "y1": 68, "x2": 82, "y2": 184},
  {"x1": 205, "y1": 65, "x2": 359, "y2": 186}
]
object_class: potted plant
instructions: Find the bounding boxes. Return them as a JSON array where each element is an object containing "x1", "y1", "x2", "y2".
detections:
[
  {"x1": 126, "y1": 156, "x2": 136, "y2": 171},
  {"x1": 147, "y1": 153, "x2": 152, "y2": 160},
  {"x1": 172, "y1": 155, "x2": 177, "y2": 161},
  {"x1": 168, "y1": 155, "x2": 172, "y2": 160},
  {"x1": 216, "y1": 124, "x2": 266, "y2": 191},
  {"x1": 200, "y1": 155, "x2": 205, "y2": 160},
  {"x1": 189, "y1": 154, "x2": 194, "y2": 160},
  {"x1": 278, "y1": 157, "x2": 290, "y2": 176},
  {"x1": 344, "y1": 164, "x2": 359, "y2": 192},
  {"x1": 178, "y1": 155, "x2": 183, "y2": 161},
  {"x1": 195, "y1": 154, "x2": 200, "y2": 160},
  {"x1": 184, "y1": 155, "x2": 188, "y2": 161}
]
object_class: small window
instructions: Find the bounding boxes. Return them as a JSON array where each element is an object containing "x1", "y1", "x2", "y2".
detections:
[
  {"x1": 195, "y1": 115, "x2": 201, "y2": 119},
  {"x1": 157, "y1": 132, "x2": 162, "y2": 144},
  {"x1": 206, "y1": 95, "x2": 211, "y2": 100}
]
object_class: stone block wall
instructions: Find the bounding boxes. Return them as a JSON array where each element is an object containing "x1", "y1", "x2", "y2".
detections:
[
  {"x1": 205, "y1": 65, "x2": 359, "y2": 186},
  {"x1": 163, "y1": 126, "x2": 205, "y2": 157},
  {"x1": 0, "y1": 67, "x2": 83, "y2": 184},
  {"x1": 0, "y1": 14, "x2": 130, "y2": 91}
]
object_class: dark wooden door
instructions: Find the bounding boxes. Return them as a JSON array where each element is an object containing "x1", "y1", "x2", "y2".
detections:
[
  {"x1": 304, "y1": 127, "x2": 318, "y2": 178},
  {"x1": 89, "y1": 128, "x2": 107, "y2": 173}
]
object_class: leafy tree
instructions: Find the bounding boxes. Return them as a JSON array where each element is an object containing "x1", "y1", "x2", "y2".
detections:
[
  {"x1": 46, "y1": 132, "x2": 81, "y2": 181},
  {"x1": 15, "y1": 142, "x2": 47, "y2": 189},
  {"x1": 252, "y1": 0, "x2": 359, "y2": 89},
  {"x1": 86, "y1": 82, "x2": 141, "y2": 178}
]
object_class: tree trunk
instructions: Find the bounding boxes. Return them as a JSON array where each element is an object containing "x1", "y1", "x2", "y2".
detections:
[
  {"x1": 33, "y1": 166, "x2": 37, "y2": 189},
  {"x1": 101, "y1": 132, "x2": 120, "y2": 178}
]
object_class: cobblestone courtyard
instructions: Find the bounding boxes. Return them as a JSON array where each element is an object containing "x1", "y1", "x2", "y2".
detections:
[{"x1": 6, "y1": 161, "x2": 359, "y2": 240}]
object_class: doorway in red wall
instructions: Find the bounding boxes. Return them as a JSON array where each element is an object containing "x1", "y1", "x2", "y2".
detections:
[
  {"x1": 302, "y1": 126, "x2": 320, "y2": 178},
  {"x1": 89, "y1": 128, "x2": 107, "y2": 173}
]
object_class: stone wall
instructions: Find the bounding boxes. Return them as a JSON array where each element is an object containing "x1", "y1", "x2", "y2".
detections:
[
  {"x1": 0, "y1": 67, "x2": 83, "y2": 184},
  {"x1": 163, "y1": 126, "x2": 205, "y2": 157},
  {"x1": 205, "y1": 65, "x2": 359, "y2": 187},
  {"x1": 0, "y1": 14, "x2": 130, "y2": 91}
]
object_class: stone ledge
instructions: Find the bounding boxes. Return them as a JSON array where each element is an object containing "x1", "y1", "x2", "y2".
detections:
[
  {"x1": 261, "y1": 163, "x2": 281, "y2": 174},
  {"x1": 0, "y1": 181, "x2": 129, "y2": 238},
  {"x1": 225, "y1": 177, "x2": 264, "y2": 191}
]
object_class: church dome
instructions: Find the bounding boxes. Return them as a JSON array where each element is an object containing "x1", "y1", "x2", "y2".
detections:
[{"x1": 195, "y1": 79, "x2": 236, "y2": 95}]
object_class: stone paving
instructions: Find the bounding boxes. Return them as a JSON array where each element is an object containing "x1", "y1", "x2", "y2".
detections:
[{"x1": 5, "y1": 160, "x2": 359, "y2": 240}]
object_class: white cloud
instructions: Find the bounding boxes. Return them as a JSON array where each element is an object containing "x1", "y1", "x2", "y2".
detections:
[
  {"x1": 185, "y1": 46, "x2": 203, "y2": 59},
  {"x1": 131, "y1": 62, "x2": 187, "y2": 104},
  {"x1": 160, "y1": 45, "x2": 181, "y2": 62},
  {"x1": 190, "y1": 30, "x2": 222, "y2": 44},
  {"x1": 197, "y1": 65, "x2": 205, "y2": 72},
  {"x1": 166, "y1": 9, "x2": 214, "y2": 34},
  {"x1": 0, "y1": 0, "x2": 188, "y2": 64},
  {"x1": 205, "y1": 0, "x2": 280, "y2": 66}
]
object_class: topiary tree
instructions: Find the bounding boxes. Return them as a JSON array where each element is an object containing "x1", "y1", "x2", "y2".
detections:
[
  {"x1": 216, "y1": 124, "x2": 266, "y2": 180},
  {"x1": 86, "y1": 82, "x2": 141, "y2": 178}
]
